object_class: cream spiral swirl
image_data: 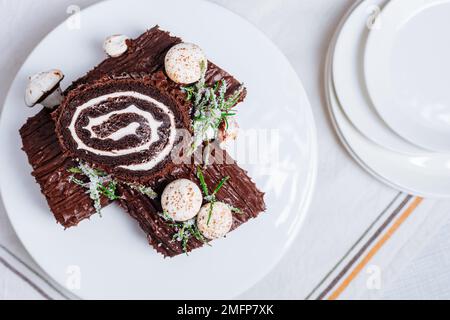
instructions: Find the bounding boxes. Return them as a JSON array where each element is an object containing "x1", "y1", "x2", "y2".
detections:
[{"x1": 61, "y1": 89, "x2": 178, "y2": 173}]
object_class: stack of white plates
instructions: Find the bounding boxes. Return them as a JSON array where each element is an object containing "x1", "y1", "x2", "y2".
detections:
[{"x1": 326, "y1": 0, "x2": 450, "y2": 198}]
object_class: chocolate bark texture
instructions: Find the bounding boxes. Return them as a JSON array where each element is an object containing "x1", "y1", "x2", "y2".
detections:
[
  {"x1": 118, "y1": 151, "x2": 266, "y2": 257},
  {"x1": 19, "y1": 108, "x2": 109, "y2": 228},
  {"x1": 19, "y1": 26, "x2": 255, "y2": 235},
  {"x1": 65, "y1": 26, "x2": 246, "y2": 102}
]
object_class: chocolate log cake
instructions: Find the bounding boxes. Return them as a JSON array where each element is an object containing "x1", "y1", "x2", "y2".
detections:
[
  {"x1": 20, "y1": 26, "x2": 245, "y2": 227},
  {"x1": 119, "y1": 157, "x2": 266, "y2": 257},
  {"x1": 20, "y1": 25, "x2": 265, "y2": 257},
  {"x1": 19, "y1": 108, "x2": 109, "y2": 227}
]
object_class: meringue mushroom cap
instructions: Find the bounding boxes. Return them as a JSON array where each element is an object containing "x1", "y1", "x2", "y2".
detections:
[
  {"x1": 161, "y1": 179, "x2": 203, "y2": 222},
  {"x1": 164, "y1": 43, "x2": 207, "y2": 84},
  {"x1": 103, "y1": 34, "x2": 129, "y2": 58},
  {"x1": 25, "y1": 69, "x2": 64, "y2": 107},
  {"x1": 197, "y1": 202, "x2": 233, "y2": 240}
]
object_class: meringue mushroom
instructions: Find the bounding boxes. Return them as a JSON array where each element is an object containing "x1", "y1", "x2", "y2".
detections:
[
  {"x1": 217, "y1": 117, "x2": 239, "y2": 149},
  {"x1": 161, "y1": 179, "x2": 203, "y2": 222},
  {"x1": 103, "y1": 34, "x2": 129, "y2": 57},
  {"x1": 25, "y1": 69, "x2": 64, "y2": 109},
  {"x1": 164, "y1": 43, "x2": 207, "y2": 84},
  {"x1": 197, "y1": 202, "x2": 233, "y2": 240}
]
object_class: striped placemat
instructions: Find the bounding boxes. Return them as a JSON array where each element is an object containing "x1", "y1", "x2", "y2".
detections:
[
  {"x1": 306, "y1": 194, "x2": 449, "y2": 300},
  {"x1": 1, "y1": 192, "x2": 446, "y2": 300}
]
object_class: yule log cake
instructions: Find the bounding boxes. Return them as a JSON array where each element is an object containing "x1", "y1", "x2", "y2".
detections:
[{"x1": 20, "y1": 26, "x2": 265, "y2": 256}]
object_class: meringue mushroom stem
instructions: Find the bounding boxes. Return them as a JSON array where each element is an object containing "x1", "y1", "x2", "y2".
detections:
[
  {"x1": 39, "y1": 86, "x2": 63, "y2": 108},
  {"x1": 25, "y1": 69, "x2": 65, "y2": 109}
]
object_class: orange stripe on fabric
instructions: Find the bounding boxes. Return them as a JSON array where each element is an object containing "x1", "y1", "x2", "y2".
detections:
[{"x1": 327, "y1": 197, "x2": 423, "y2": 300}]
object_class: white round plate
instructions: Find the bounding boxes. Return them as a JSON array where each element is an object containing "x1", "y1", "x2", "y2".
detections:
[
  {"x1": 0, "y1": 0, "x2": 317, "y2": 299},
  {"x1": 364, "y1": 0, "x2": 450, "y2": 153},
  {"x1": 333, "y1": 0, "x2": 426, "y2": 155},
  {"x1": 327, "y1": 24, "x2": 450, "y2": 198}
]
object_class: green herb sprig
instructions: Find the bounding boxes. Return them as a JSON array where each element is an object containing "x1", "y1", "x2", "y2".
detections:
[
  {"x1": 67, "y1": 162, "x2": 157, "y2": 216},
  {"x1": 196, "y1": 166, "x2": 240, "y2": 225},
  {"x1": 68, "y1": 162, "x2": 119, "y2": 216},
  {"x1": 159, "y1": 210, "x2": 207, "y2": 254},
  {"x1": 125, "y1": 183, "x2": 157, "y2": 199},
  {"x1": 182, "y1": 61, "x2": 243, "y2": 152}
]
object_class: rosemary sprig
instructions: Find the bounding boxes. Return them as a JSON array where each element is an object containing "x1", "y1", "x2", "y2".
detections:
[
  {"x1": 230, "y1": 206, "x2": 242, "y2": 214},
  {"x1": 173, "y1": 222, "x2": 189, "y2": 253},
  {"x1": 196, "y1": 166, "x2": 209, "y2": 196},
  {"x1": 125, "y1": 183, "x2": 157, "y2": 199},
  {"x1": 187, "y1": 222, "x2": 206, "y2": 243},
  {"x1": 68, "y1": 166, "x2": 106, "y2": 177},
  {"x1": 98, "y1": 181, "x2": 120, "y2": 201},
  {"x1": 212, "y1": 176, "x2": 229, "y2": 197},
  {"x1": 196, "y1": 166, "x2": 238, "y2": 225},
  {"x1": 161, "y1": 210, "x2": 175, "y2": 223},
  {"x1": 206, "y1": 201, "x2": 215, "y2": 226},
  {"x1": 159, "y1": 211, "x2": 207, "y2": 254},
  {"x1": 67, "y1": 162, "x2": 119, "y2": 216},
  {"x1": 67, "y1": 167, "x2": 82, "y2": 174},
  {"x1": 68, "y1": 176, "x2": 86, "y2": 187},
  {"x1": 182, "y1": 62, "x2": 243, "y2": 152},
  {"x1": 67, "y1": 162, "x2": 155, "y2": 216}
]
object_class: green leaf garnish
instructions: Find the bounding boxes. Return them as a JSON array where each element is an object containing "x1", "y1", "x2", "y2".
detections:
[
  {"x1": 67, "y1": 162, "x2": 120, "y2": 216},
  {"x1": 196, "y1": 166, "x2": 238, "y2": 225},
  {"x1": 67, "y1": 167, "x2": 82, "y2": 174},
  {"x1": 206, "y1": 201, "x2": 214, "y2": 226},
  {"x1": 97, "y1": 181, "x2": 120, "y2": 201},
  {"x1": 212, "y1": 176, "x2": 229, "y2": 196},
  {"x1": 160, "y1": 212, "x2": 206, "y2": 254},
  {"x1": 187, "y1": 223, "x2": 207, "y2": 243},
  {"x1": 196, "y1": 166, "x2": 209, "y2": 196},
  {"x1": 229, "y1": 206, "x2": 242, "y2": 214},
  {"x1": 182, "y1": 64, "x2": 244, "y2": 152},
  {"x1": 125, "y1": 183, "x2": 157, "y2": 199}
]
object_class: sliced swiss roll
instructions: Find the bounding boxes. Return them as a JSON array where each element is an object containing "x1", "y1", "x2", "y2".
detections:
[{"x1": 54, "y1": 77, "x2": 192, "y2": 183}]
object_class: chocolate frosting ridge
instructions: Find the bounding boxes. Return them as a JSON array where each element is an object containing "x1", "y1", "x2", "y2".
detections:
[{"x1": 20, "y1": 109, "x2": 110, "y2": 228}]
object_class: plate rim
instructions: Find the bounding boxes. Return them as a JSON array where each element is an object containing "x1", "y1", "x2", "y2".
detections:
[
  {"x1": 326, "y1": 12, "x2": 450, "y2": 198},
  {"x1": 332, "y1": 0, "x2": 427, "y2": 155},
  {"x1": 363, "y1": 0, "x2": 450, "y2": 153}
]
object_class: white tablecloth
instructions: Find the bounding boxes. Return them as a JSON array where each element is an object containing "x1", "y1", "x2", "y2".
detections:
[{"x1": 1, "y1": 0, "x2": 450, "y2": 300}]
